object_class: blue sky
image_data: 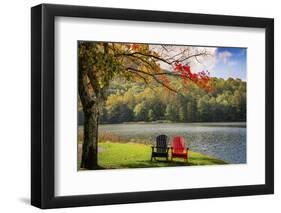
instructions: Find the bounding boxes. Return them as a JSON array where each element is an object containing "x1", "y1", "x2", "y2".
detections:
[
  {"x1": 211, "y1": 47, "x2": 247, "y2": 81},
  {"x1": 152, "y1": 45, "x2": 247, "y2": 81}
]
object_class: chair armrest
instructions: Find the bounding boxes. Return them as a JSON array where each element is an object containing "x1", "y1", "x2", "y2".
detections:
[
  {"x1": 154, "y1": 146, "x2": 169, "y2": 148},
  {"x1": 152, "y1": 146, "x2": 170, "y2": 152}
]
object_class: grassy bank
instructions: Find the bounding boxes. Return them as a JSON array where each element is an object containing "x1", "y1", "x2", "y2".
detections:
[{"x1": 78, "y1": 141, "x2": 226, "y2": 170}]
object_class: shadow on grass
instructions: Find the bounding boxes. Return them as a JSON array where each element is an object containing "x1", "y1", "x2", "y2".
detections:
[
  {"x1": 118, "y1": 156, "x2": 226, "y2": 169},
  {"x1": 79, "y1": 157, "x2": 226, "y2": 170},
  {"x1": 120, "y1": 159, "x2": 190, "y2": 168},
  {"x1": 189, "y1": 155, "x2": 226, "y2": 165}
]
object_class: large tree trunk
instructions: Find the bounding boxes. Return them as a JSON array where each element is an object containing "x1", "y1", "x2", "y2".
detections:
[
  {"x1": 78, "y1": 65, "x2": 101, "y2": 169},
  {"x1": 78, "y1": 42, "x2": 108, "y2": 169},
  {"x1": 80, "y1": 105, "x2": 99, "y2": 169}
]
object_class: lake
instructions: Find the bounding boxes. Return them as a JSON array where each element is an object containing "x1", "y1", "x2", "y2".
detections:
[{"x1": 94, "y1": 122, "x2": 246, "y2": 164}]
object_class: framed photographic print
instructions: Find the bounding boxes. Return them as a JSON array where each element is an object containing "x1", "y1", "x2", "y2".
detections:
[{"x1": 31, "y1": 3, "x2": 274, "y2": 209}]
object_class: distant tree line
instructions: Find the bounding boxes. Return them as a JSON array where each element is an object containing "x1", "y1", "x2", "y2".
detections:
[{"x1": 78, "y1": 77, "x2": 246, "y2": 124}]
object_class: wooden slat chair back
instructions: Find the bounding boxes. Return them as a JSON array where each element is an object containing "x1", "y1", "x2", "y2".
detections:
[
  {"x1": 151, "y1": 134, "x2": 169, "y2": 161},
  {"x1": 171, "y1": 136, "x2": 189, "y2": 161},
  {"x1": 156, "y1": 135, "x2": 168, "y2": 153},
  {"x1": 172, "y1": 136, "x2": 185, "y2": 153}
]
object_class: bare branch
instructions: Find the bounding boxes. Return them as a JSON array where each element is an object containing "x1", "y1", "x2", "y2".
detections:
[
  {"x1": 170, "y1": 52, "x2": 209, "y2": 64},
  {"x1": 115, "y1": 52, "x2": 173, "y2": 65},
  {"x1": 126, "y1": 67, "x2": 178, "y2": 93}
]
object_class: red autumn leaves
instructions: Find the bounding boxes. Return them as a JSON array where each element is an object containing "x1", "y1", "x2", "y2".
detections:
[
  {"x1": 173, "y1": 63, "x2": 212, "y2": 92},
  {"x1": 131, "y1": 44, "x2": 140, "y2": 50},
  {"x1": 158, "y1": 63, "x2": 212, "y2": 93},
  {"x1": 128, "y1": 43, "x2": 212, "y2": 93}
]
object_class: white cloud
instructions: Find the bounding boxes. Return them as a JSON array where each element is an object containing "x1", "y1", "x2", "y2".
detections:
[
  {"x1": 150, "y1": 45, "x2": 217, "y2": 73},
  {"x1": 218, "y1": 51, "x2": 232, "y2": 64},
  {"x1": 189, "y1": 47, "x2": 217, "y2": 72}
]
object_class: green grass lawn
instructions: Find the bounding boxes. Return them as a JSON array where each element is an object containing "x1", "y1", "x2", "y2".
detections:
[{"x1": 78, "y1": 141, "x2": 226, "y2": 170}]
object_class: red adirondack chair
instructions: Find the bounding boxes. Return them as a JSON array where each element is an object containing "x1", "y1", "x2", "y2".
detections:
[{"x1": 171, "y1": 136, "x2": 189, "y2": 161}]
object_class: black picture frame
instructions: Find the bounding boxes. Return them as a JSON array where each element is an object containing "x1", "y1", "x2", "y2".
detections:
[{"x1": 31, "y1": 3, "x2": 274, "y2": 209}]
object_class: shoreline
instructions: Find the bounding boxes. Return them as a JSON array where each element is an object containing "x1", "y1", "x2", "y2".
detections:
[{"x1": 78, "y1": 141, "x2": 227, "y2": 170}]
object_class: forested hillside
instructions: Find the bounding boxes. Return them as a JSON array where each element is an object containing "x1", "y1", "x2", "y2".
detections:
[{"x1": 79, "y1": 77, "x2": 246, "y2": 124}]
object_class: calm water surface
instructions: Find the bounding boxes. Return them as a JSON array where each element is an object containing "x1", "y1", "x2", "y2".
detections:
[{"x1": 97, "y1": 122, "x2": 246, "y2": 164}]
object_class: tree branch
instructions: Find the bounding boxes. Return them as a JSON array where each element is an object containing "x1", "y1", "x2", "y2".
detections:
[
  {"x1": 115, "y1": 52, "x2": 172, "y2": 65},
  {"x1": 115, "y1": 51, "x2": 211, "y2": 67},
  {"x1": 126, "y1": 67, "x2": 178, "y2": 93}
]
